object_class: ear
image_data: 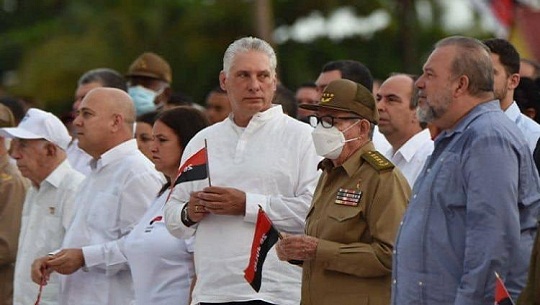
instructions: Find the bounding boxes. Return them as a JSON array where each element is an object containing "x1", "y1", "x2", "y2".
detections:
[
  {"x1": 359, "y1": 119, "x2": 371, "y2": 136},
  {"x1": 508, "y1": 73, "x2": 520, "y2": 90},
  {"x1": 219, "y1": 71, "x2": 227, "y2": 91},
  {"x1": 454, "y1": 75, "x2": 469, "y2": 97},
  {"x1": 111, "y1": 113, "x2": 123, "y2": 132},
  {"x1": 44, "y1": 142, "x2": 57, "y2": 157},
  {"x1": 157, "y1": 87, "x2": 173, "y2": 106},
  {"x1": 524, "y1": 108, "x2": 537, "y2": 120}
]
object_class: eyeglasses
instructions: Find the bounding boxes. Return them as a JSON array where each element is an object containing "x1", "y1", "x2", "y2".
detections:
[{"x1": 307, "y1": 115, "x2": 362, "y2": 128}]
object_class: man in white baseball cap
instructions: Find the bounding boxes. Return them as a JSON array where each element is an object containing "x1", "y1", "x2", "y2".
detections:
[{"x1": 0, "y1": 108, "x2": 85, "y2": 305}]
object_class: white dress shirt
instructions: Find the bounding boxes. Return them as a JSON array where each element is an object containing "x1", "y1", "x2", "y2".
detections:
[
  {"x1": 13, "y1": 160, "x2": 84, "y2": 305},
  {"x1": 165, "y1": 105, "x2": 321, "y2": 305},
  {"x1": 59, "y1": 139, "x2": 162, "y2": 305},
  {"x1": 372, "y1": 125, "x2": 392, "y2": 153},
  {"x1": 384, "y1": 129, "x2": 434, "y2": 187},
  {"x1": 66, "y1": 139, "x2": 92, "y2": 176},
  {"x1": 505, "y1": 101, "x2": 540, "y2": 152},
  {"x1": 122, "y1": 191, "x2": 194, "y2": 305}
]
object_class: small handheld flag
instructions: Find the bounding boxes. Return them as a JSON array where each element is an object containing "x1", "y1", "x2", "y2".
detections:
[
  {"x1": 173, "y1": 147, "x2": 208, "y2": 186},
  {"x1": 495, "y1": 272, "x2": 515, "y2": 305},
  {"x1": 244, "y1": 207, "x2": 280, "y2": 292}
]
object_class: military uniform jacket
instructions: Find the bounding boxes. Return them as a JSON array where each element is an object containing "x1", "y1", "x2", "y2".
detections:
[
  {"x1": 0, "y1": 154, "x2": 28, "y2": 305},
  {"x1": 302, "y1": 142, "x2": 410, "y2": 305}
]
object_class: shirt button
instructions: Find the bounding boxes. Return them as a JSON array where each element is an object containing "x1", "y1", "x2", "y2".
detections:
[
  {"x1": 393, "y1": 279, "x2": 397, "y2": 284},
  {"x1": 426, "y1": 168, "x2": 431, "y2": 173},
  {"x1": 413, "y1": 194, "x2": 417, "y2": 199},
  {"x1": 400, "y1": 221, "x2": 403, "y2": 226},
  {"x1": 393, "y1": 250, "x2": 397, "y2": 254},
  {"x1": 418, "y1": 281, "x2": 423, "y2": 286}
]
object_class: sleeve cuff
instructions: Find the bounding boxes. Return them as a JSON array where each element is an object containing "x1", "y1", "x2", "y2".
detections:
[
  {"x1": 81, "y1": 245, "x2": 101, "y2": 268},
  {"x1": 315, "y1": 239, "x2": 340, "y2": 267}
]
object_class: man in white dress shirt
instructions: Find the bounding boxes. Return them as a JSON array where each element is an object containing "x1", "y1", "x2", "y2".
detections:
[
  {"x1": 164, "y1": 37, "x2": 321, "y2": 305},
  {"x1": 484, "y1": 38, "x2": 540, "y2": 153},
  {"x1": 376, "y1": 74, "x2": 434, "y2": 187},
  {"x1": 0, "y1": 108, "x2": 85, "y2": 305},
  {"x1": 31, "y1": 88, "x2": 162, "y2": 305}
]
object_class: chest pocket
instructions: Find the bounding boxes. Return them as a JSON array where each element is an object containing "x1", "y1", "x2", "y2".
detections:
[
  {"x1": 325, "y1": 205, "x2": 366, "y2": 244},
  {"x1": 86, "y1": 191, "x2": 120, "y2": 231}
]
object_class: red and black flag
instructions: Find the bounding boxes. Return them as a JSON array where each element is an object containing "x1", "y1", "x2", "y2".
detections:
[
  {"x1": 173, "y1": 147, "x2": 208, "y2": 186},
  {"x1": 244, "y1": 207, "x2": 280, "y2": 292},
  {"x1": 495, "y1": 272, "x2": 515, "y2": 305}
]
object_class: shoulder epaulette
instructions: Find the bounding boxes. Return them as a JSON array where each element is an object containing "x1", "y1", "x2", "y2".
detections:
[
  {"x1": 362, "y1": 150, "x2": 394, "y2": 172},
  {"x1": 0, "y1": 173, "x2": 13, "y2": 182}
]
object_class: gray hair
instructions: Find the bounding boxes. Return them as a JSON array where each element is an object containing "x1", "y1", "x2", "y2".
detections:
[
  {"x1": 435, "y1": 36, "x2": 493, "y2": 97},
  {"x1": 78, "y1": 68, "x2": 127, "y2": 92},
  {"x1": 222, "y1": 37, "x2": 277, "y2": 76}
]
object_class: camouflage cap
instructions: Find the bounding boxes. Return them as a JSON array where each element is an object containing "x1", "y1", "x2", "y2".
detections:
[
  {"x1": 126, "y1": 52, "x2": 172, "y2": 83},
  {"x1": 299, "y1": 79, "x2": 379, "y2": 124},
  {"x1": 0, "y1": 103, "x2": 15, "y2": 128}
]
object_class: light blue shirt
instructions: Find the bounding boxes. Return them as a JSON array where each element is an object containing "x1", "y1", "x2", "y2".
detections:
[
  {"x1": 505, "y1": 101, "x2": 540, "y2": 153},
  {"x1": 391, "y1": 101, "x2": 540, "y2": 305}
]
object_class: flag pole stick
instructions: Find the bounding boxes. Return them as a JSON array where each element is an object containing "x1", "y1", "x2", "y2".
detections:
[{"x1": 204, "y1": 139, "x2": 212, "y2": 187}]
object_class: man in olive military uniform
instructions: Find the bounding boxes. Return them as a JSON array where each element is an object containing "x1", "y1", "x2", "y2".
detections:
[
  {"x1": 0, "y1": 104, "x2": 28, "y2": 305},
  {"x1": 276, "y1": 79, "x2": 410, "y2": 305}
]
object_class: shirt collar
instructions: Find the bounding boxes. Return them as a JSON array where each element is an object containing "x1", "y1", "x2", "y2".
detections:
[
  {"x1": 504, "y1": 101, "x2": 521, "y2": 123},
  {"x1": 434, "y1": 100, "x2": 500, "y2": 143},
  {"x1": 42, "y1": 159, "x2": 73, "y2": 188},
  {"x1": 229, "y1": 104, "x2": 283, "y2": 128},
  {"x1": 390, "y1": 129, "x2": 432, "y2": 162},
  {"x1": 90, "y1": 139, "x2": 138, "y2": 171},
  {"x1": 318, "y1": 141, "x2": 375, "y2": 177}
]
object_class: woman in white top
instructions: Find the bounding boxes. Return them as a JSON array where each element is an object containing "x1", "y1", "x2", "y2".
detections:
[{"x1": 123, "y1": 106, "x2": 209, "y2": 305}]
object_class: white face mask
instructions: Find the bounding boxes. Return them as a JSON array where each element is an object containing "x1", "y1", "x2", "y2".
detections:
[
  {"x1": 311, "y1": 120, "x2": 360, "y2": 159},
  {"x1": 128, "y1": 86, "x2": 163, "y2": 116}
]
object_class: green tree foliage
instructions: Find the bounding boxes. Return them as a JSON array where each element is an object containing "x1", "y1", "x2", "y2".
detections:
[{"x1": 0, "y1": 0, "x2": 484, "y2": 114}]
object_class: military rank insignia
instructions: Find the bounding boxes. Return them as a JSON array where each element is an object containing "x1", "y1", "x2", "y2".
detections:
[{"x1": 334, "y1": 188, "x2": 362, "y2": 206}]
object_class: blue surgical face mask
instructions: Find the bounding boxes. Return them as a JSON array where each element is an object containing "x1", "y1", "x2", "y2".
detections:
[{"x1": 128, "y1": 86, "x2": 160, "y2": 116}]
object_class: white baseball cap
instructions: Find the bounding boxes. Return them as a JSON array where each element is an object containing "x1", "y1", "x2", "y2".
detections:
[{"x1": 0, "y1": 108, "x2": 72, "y2": 150}]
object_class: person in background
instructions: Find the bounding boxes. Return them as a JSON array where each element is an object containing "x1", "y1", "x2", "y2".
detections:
[
  {"x1": 135, "y1": 111, "x2": 159, "y2": 161},
  {"x1": 520, "y1": 58, "x2": 540, "y2": 80},
  {"x1": 392, "y1": 36, "x2": 540, "y2": 305},
  {"x1": 68, "y1": 68, "x2": 127, "y2": 176},
  {"x1": 31, "y1": 88, "x2": 162, "y2": 305},
  {"x1": 0, "y1": 108, "x2": 84, "y2": 305},
  {"x1": 273, "y1": 83, "x2": 298, "y2": 118},
  {"x1": 164, "y1": 36, "x2": 321, "y2": 305},
  {"x1": 204, "y1": 86, "x2": 231, "y2": 125},
  {"x1": 484, "y1": 39, "x2": 540, "y2": 153},
  {"x1": 376, "y1": 73, "x2": 434, "y2": 187},
  {"x1": 315, "y1": 60, "x2": 392, "y2": 153},
  {"x1": 0, "y1": 97, "x2": 26, "y2": 126},
  {"x1": 126, "y1": 52, "x2": 172, "y2": 115},
  {"x1": 276, "y1": 79, "x2": 409, "y2": 305},
  {"x1": 122, "y1": 107, "x2": 208, "y2": 305},
  {"x1": 0, "y1": 104, "x2": 28, "y2": 305},
  {"x1": 295, "y1": 82, "x2": 318, "y2": 123}
]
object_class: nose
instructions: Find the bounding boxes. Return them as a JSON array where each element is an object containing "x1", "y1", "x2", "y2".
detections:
[
  {"x1": 415, "y1": 75, "x2": 424, "y2": 89},
  {"x1": 376, "y1": 98, "x2": 386, "y2": 112},
  {"x1": 73, "y1": 113, "x2": 82, "y2": 126},
  {"x1": 247, "y1": 75, "x2": 261, "y2": 92},
  {"x1": 9, "y1": 143, "x2": 20, "y2": 159},
  {"x1": 150, "y1": 138, "x2": 159, "y2": 153}
]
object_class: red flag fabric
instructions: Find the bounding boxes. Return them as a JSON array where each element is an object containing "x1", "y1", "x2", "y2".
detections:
[
  {"x1": 244, "y1": 208, "x2": 280, "y2": 292},
  {"x1": 173, "y1": 147, "x2": 208, "y2": 186},
  {"x1": 495, "y1": 273, "x2": 515, "y2": 305}
]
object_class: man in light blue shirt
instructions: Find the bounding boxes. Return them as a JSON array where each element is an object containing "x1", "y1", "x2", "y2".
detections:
[{"x1": 392, "y1": 36, "x2": 540, "y2": 305}]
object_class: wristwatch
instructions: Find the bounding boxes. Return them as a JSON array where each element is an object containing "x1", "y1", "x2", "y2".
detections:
[{"x1": 181, "y1": 203, "x2": 197, "y2": 227}]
